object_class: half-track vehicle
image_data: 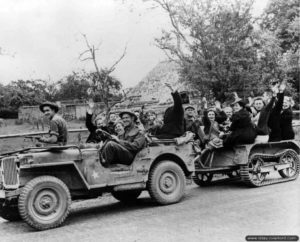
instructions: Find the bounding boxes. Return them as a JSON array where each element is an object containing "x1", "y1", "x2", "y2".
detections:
[
  {"x1": 0, "y1": 139, "x2": 198, "y2": 230},
  {"x1": 193, "y1": 140, "x2": 300, "y2": 187}
]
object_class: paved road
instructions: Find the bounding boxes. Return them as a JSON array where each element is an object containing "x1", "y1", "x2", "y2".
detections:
[{"x1": 1, "y1": 177, "x2": 299, "y2": 242}]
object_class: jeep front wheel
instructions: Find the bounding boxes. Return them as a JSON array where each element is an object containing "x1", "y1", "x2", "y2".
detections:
[
  {"x1": 148, "y1": 161, "x2": 186, "y2": 205},
  {"x1": 18, "y1": 176, "x2": 71, "y2": 230}
]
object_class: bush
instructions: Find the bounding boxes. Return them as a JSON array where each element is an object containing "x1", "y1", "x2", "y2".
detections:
[{"x1": 0, "y1": 109, "x2": 18, "y2": 119}]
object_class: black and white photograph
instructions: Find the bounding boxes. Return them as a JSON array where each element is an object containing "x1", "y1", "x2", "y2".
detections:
[{"x1": 0, "y1": 0, "x2": 299, "y2": 241}]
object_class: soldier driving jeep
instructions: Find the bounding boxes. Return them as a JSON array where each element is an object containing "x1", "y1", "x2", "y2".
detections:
[{"x1": 101, "y1": 110, "x2": 146, "y2": 166}]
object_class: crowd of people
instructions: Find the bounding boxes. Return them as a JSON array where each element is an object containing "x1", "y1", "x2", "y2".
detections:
[{"x1": 37, "y1": 81, "x2": 296, "y2": 167}]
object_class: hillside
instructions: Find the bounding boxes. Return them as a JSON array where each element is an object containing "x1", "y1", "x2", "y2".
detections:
[{"x1": 128, "y1": 61, "x2": 190, "y2": 103}]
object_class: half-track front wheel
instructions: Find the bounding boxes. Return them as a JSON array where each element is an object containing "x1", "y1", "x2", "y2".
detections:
[
  {"x1": 0, "y1": 203, "x2": 21, "y2": 221},
  {"x1": 193, "y1": 172, "x2": 213, "y2": 186},
  {"x1": 148, "y1": 161, "x2": 186, "y2": 205},
  {"x1": 18, "y1": 176, "x2": 71, "y2": 230},
  {"x1": 111, "y1": 190, "x2": 142, "y2": 204},
  {"x1": 278, "y1": 150, "x2": 300, "y2": 178}
]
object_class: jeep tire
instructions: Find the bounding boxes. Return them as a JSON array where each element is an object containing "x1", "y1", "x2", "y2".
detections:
[
  {"x1": 148, "y1": 161, "x2": 186, "y2": 205},
  {"x1": 111, "y1": 190, "x2": 142, "y2": 204},
  {"x1": 18, "y1": 176, "x2": 71, "y2": 230}
]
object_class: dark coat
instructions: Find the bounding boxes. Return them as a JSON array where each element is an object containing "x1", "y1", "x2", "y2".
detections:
[
  {"x1": 85, "y1": 113, "x2": 110, "y2": 143},
  {"x1": 268, "y1": 93, "x2": 284, "y2": 142},
  {"x1": 255, "y1": 96, "x2": 275, "y2": 135},
  {"x1": 156, "y1": 91, "x2": 184, "y2": 139},
  {"x1": 184, "y1": 118, "x2": 205, "y2": 144},
  {"x1": 280, "y1": 108, "x2": 294, "y2": 140},
  {"x1": 223, "y1": 109, "x2": 256, "y2": 147}
]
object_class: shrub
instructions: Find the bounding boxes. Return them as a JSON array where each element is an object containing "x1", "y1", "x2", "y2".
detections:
[{"x1": 0, "y1": 109, "x2": 18, "y2": 119}]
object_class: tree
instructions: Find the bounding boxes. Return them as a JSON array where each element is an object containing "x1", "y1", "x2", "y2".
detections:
[
  {"x1": 79, "y1": 34, "x2": 127, "y2": 117},
  {"x1": 261, "y1": 0, "x2": 299, "y2": 93},
  {"x1": 153, "y1": 0, "x2": 280, "y2": 101},
  {"x1": 261, "y1": 0, "x2": 299, "y2": 52},
  {"x1": 87, "y1": 71, "x2": 122, "y2": 102},
  {"x1": 6, "y1": 79, "x2": 49, "y2": 108},
  {"x1": 55, "y1": 72, "x2": 90, "y2": 101}
]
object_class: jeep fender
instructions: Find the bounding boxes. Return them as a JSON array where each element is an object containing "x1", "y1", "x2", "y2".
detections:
[
  {"x1": 19, "y1": 161, "x2": 89, "y2": 191},
  {"x1": 149, "y1": 153, "x2": 196, "y2": 177}
]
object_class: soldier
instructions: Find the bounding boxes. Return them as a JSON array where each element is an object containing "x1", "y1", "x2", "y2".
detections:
[
  {"x1": 39, "y1": 102, "x2": 68, "y2": 145},
  {"x1": 101, "y1": 110, "x2": 146, "y2": 166}
]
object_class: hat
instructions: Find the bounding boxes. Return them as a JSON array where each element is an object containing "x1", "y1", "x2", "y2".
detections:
[
  {"x1": 179, "y1": 91, "x2": 190, "y2": 104},
  {"x1": 119, "y1": 110, "x2": 138, "y2": 121},
  {"x1": 185, "y1": 105, "x2": 195, "y2": 111},
  {"x1": 39, "y1": 101, "x2": 59, "y2": 113}
]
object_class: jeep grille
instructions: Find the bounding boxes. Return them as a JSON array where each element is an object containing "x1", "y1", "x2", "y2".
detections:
[{"x1": 1, "y1": 157, "x2": 19, "y2": 189}]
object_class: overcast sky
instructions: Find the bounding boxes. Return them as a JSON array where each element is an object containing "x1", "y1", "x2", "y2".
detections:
[{"x1": 0, "y1": 0, "x2": 269, "y2": 88}]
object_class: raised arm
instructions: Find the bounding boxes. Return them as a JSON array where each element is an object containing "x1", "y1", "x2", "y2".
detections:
[
  {"x1": 86, "y1": 112, "x2": 96, "y2": 133},
  {"x1": 85, "y1": 100, "x2": 97, "y2": 132},
  {"x1": 171, "y1": 91, "x2": 183, "y2": 114}
]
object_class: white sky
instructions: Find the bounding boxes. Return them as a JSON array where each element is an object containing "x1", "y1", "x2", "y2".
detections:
[{"x1": 0, "y1": 0, "x2": 269, "y2": 88}]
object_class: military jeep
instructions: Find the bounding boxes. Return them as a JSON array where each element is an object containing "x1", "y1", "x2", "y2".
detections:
[{"x1": 0, "y1": 139, "x2": 198, "y2": 230}]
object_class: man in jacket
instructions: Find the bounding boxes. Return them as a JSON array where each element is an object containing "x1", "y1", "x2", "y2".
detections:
[
  {"x1": 184, "y1": 105, "x2": 205, "y2": 146},
  {"x1": 101, "y1": 110, "x2": 146, "y2": 166}
]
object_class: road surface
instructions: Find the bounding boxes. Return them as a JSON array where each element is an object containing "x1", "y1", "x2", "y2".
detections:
[{"x1": 1, "y1": 177, "x2": 299, "y2": 242}]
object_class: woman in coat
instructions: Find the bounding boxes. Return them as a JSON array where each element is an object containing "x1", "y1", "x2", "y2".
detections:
[
  {"x1": 280, "y1": 96, "x2": 295, "y2": 140},
  {"x1": 222, "y1": 99, "x2": 257, "y2": 148},
  {"x1": 268, "y1": 82, "x2": 287, "y2": 142}
]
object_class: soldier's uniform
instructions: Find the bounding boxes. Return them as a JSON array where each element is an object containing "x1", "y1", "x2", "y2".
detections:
[
  {"x1": 49, "y1": 114, "x2": 68, "y2": 145},
  {"x1": 102, "y1": 123, "x2": 146, "y2": 166}
]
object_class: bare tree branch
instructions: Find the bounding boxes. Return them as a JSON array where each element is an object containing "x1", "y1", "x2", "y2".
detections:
[
  {"x1": 78, "y1": 50, "x2": 90, "y2": 60},
  {"x1": 107, "y1": 45, "x2": 127, "y2": 73}
]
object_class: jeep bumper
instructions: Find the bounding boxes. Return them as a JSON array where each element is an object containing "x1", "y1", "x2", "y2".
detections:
[{"x1": 0, "y1": 189, "x2": 21, "y2": 200}]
